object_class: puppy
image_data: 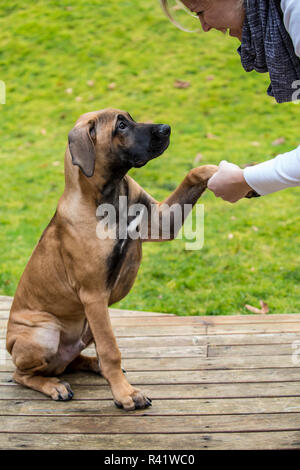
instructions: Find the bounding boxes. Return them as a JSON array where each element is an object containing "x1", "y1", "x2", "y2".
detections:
[{"x1": 6, "y1": 108, "x2": 218, "y2": 410}]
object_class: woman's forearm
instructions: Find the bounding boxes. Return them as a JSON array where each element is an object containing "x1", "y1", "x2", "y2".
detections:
[{"x1": 244, "y1": 145, "x2": 300, "y2": 195}]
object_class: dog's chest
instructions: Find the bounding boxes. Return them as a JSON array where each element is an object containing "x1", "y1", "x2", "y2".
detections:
[
  {"x1": 107, "y1": 210, "x2": 144, "y2": 304},
  {"x1": 96, "y1": 179, "x2": 145, "y2": 301}
]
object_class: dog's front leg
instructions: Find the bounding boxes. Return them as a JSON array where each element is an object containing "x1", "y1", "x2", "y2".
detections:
[
  {"x1": 163, "y1": 164, "x2": 219, "y2": 208},
  {"x1": 81, "y1": 292, "x2": 151, "y2": 410},
  {"x1": 142, "y1": 164, "x2": 218, "y2": 242}
]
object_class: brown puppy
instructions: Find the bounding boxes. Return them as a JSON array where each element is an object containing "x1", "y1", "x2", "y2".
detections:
[{"x1": 6, "y1": 108, "x2": 218, "y2": 410}]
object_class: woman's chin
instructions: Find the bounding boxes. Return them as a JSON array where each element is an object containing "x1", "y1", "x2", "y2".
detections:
[{"x1": 229, "y1": 29, "x2": 242, "y2": 40}]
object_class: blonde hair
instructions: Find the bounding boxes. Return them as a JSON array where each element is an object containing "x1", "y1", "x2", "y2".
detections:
[
  {"x1": 159, "y1": 0, "x2": 199, "y2": 33},
  {"x1": 159, "y1": 0, "x2": 245, "y2": 33}
]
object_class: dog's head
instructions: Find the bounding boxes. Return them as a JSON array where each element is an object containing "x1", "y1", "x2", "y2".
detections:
[{"x1": 68, "y1": 108, "x2": 171, "y2": 178}]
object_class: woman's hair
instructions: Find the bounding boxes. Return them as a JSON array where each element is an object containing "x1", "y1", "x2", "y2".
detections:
[
  {"x1": 159, "y1": 0, "x2": 245, "y2": 33},
  {"x1": 159, "y1": 0, "x2": 199, "y2": 32}
]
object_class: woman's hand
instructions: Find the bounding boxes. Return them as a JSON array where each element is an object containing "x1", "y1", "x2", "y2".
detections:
[{"x1": 207, "y1": 160, "x2": 253, "y2": 203}]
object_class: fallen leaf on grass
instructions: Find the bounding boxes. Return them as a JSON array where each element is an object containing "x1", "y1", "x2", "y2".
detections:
[
  {"x1": 272, "y1": 137, "x2": 285, "y2": 146},
  {"x1": 206, "y1": 132, "x2": 217, "y2": 139},
  {"x1": 194, "y1": 153, "x2": 203, "y2": 164},
  {"x1": 174, "y1": 79, "x2": 191, "y2": 89},
  {"x1": 245, "y1": 300, "x2": 269, "y2": 314}
]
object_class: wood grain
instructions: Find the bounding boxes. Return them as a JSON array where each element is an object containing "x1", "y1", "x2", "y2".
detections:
[{"x1": 1, "y1": 295, "x2": 300, "y2": 450}]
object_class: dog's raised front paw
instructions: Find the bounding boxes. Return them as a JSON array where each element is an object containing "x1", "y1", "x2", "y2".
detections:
[{"x1": 188, "y1": 164, "x2": 218, "y2": 186}]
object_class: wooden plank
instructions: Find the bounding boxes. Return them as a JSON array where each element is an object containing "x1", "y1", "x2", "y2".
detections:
[
  {"x1": 1, "y1": 344, "x2": 208, "y2": 362},
  {"x1": 1, "y1": 354, "x2": 299, "y2": 373},
  {"x1": 0, "y1": 310, "x2": 173, "y2": 320},
  {"x1": 2, "y1": 316, "x2": 300, "y2": 329},
  {"x1": 117, "y1": 313, "x2": 296, "y2": 324},
  {"x1": 0, "y1": 318, "x2": 206, "y2": 329},
  {"x1": 207, "y1": 323, "x2": 300, "y2": 335},
  {"x1": 111, "y1": 316, "x2": 300, "y2": 326},
  {"x1": 0, "y1": 298, "x2": 12, "y2": 311},
  {"x1": 118, "y1": 335, "x2": 207, "y2": 347},
  {"x1": 56, "y1": 368, "x2": 300, "y2": 384},
  {"x1": 110, "y1": 308, "x2": 175, "y2": 317},
  {"x1": 1, "y1": 396, "x2": 300, "y2": 416},
  {"x1": 1, "y1": 413, "x2": 300, "y2": 434},
  {"x1": 208, "y1": 344, "x2": 295, "y2": 357},
  {"x1": 2, "y1": 321, "x2": 300, "y2": 337},
  {"x1": 0, "y1": 307, "x2": 10, "y2": 313},
  {"x1": 0, "y1": 325, "x2": 207, "y2": 339},
  {"x1": 1, "y1": 381, "x2": 300, "y2": 400},
  {"x1": 194, "y1": 314, "x2": 300, "y2": 324},
  {"x1": 206, "y1": 332, "x2": 300, "y2": 346},
  {"x1": 1, "y1": 431, "x2": 300, "y2": 450},
  {"x1": 110, "y1": 317, "x2": 207, "y2": 326},
  {"x1": 120, "y1": 346, "x2": 206, "y2": 358},
  {"x1": 1, "y1": 368, "x2": 300, "y2": 386},
  {"x1": 114, "y1": 316, "x2": 300, "y2": 326},
  {"x1": 2, "y1": 331, "x2": 300, "y2": 346},
  {"x1": 1, "y1": 330, "x2": 300, "y2": 347}
]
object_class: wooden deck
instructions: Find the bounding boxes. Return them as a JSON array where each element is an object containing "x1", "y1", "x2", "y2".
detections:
[{"x1": 1, "y1": 295, "x2": 300, "y2": 450}]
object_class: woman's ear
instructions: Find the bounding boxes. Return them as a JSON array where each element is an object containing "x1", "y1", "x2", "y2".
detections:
[{"x1": 68, "y1": 122, "x2": 96, "y2": 177}]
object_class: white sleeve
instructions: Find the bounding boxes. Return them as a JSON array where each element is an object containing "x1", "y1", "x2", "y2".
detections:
[
  {"x1": 243, "y1": 145, "x2": 300, "y2": 196},
  {"x1": 281, "y1": 0, "x2": 300, "y2": 57}
]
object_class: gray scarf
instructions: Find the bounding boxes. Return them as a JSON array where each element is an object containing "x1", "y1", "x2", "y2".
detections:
[{"x1": 238, "y1": 0, "x2": 300, "y2": 103}]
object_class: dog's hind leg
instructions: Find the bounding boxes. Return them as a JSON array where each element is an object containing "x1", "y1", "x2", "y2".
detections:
[
  {"x1": 9, "y1": 329, "x2": 73, "y2": 401},
  {"x1": 66, "y1": 355, "x2": 127, "y2": 376},
  {"x1": 66, "y1": 354, "x2": 101, "y2": 374},
  {"x1": 13, "y1": 371, "x2": 73, "y2": 401}
]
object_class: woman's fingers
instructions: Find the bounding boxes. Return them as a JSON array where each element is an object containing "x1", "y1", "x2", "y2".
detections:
[{"x1": 207, "y1": 160, "x2": 253, "y2": 203}]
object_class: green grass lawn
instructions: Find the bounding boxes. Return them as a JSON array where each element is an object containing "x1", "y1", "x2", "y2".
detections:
[{"x1": 0, "y1": 0, "x2": 299, "y2": 315}]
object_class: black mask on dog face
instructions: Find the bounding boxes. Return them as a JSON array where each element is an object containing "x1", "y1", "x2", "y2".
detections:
[
  {"x1": 112, "y1": 113, "x2": 171, "y2": 168},
  {"x1": 68, "y1": 109, "x2": 171, "y2": 178}
]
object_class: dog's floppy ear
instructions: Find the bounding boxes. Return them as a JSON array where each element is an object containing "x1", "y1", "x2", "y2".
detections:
[{"x1": 68, "y1": 121, "x2": 96, "y2": 177}]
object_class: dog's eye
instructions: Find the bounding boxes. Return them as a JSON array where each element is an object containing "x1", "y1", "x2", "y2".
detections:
[
  {"x1": 89, "y1": 122, "x2": 96, "y2": 140},
  {"x1": 118, "y1": 121, "x2": 127, "y2": 130}
]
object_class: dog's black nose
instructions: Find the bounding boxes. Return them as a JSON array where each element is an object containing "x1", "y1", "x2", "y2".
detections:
[
  {"x1": 158, "y1": 124, "x2": 171, "y2": 136},
  {"x1": 153, "y1": 124, "x2": 171, "y2": 137}
]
